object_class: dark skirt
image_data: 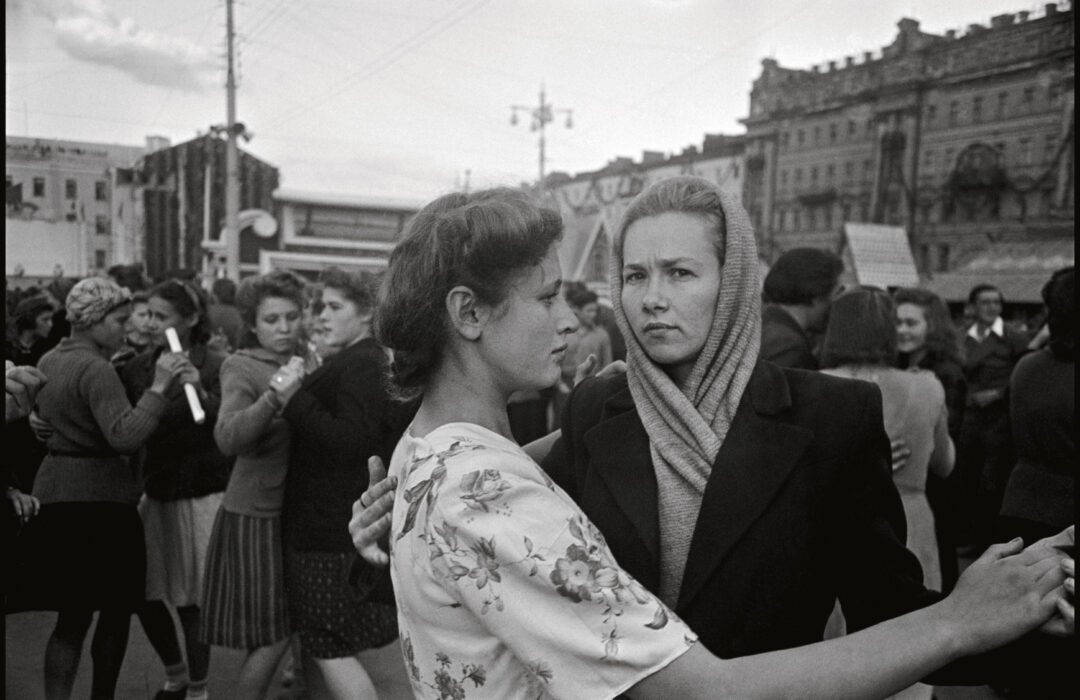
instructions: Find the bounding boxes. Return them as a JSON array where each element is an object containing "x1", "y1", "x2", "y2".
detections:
[
  {"x1": 284, "y1": 548, "x2": 398, "y2": 659},
  {"x1": 199, "y1": 509, "x2": 290, "y2": 649},
  {"x1": 10, "y1": 502, "x2": 145, "y2": 612}
]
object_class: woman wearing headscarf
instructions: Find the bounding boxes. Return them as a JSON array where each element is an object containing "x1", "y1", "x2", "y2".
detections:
[
  {"x1": 353, "y1": 176, "x2": 1074, "y2": 687},
  {"x1": 18, "y1": 277, "x2": 195, "y2": 700}
]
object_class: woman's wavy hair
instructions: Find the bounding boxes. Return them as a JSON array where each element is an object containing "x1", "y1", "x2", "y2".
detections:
[
  {"x1": 149, "y1": 278, "x2": 212, "y2": 346},
  {"x1": 234, "y1": 270, "x2": 308, "y2": 349},
  {"x1": 892, "y1": 287, "x2": 963, "y2": 366},
  {"x1": 319, "y1": 266, "x2": 378, "y2": 316},
  {"x1": 819, "y1": 286, "x2": 898, "y2": 369},
  {"x1": 375, "y1": 187, "x2": 563, "y2": 400}
]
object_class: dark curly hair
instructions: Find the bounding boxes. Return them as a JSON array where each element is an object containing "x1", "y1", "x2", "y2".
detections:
[
  {"x1": 319, "y1": 266, "x2": 378, "y2": 316},
  {"x1": 892, "y1": 287, "x2": 963, "y2": 367},
  {"x1": 234, "y1": 270, "x2": 307, "y2": 349},
  {"x1": 149, "y1": 278, "x2": 212, "y2": 346},
  {"x1": 1042, "y1": 266, "x2": 1074, "y2": 361},
  {"x1": 375, "y1": 188, "x2": 563, "y2": 400}
]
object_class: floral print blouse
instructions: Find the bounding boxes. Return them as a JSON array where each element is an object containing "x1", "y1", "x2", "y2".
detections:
[{"x1": 389, "y1": 422, "x2": 697, "y2": 700}]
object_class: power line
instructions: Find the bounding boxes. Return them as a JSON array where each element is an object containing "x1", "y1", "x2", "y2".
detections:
[{"x1": 261, "y1": 0, "x2": 491, "y2": 130}]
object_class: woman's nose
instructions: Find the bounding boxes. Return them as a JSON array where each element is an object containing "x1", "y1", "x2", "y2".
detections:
[
  {"x1": 556, "y1": 296, "x2": 579, "y2": 335},
  {"x1": 641, "y1": 278, "x2": 668, "y2": 310}
]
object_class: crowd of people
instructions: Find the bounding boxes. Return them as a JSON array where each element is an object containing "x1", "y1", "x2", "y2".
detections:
[{"x1": 3, "y1": 176, "x2": 1074, "y2": 700}]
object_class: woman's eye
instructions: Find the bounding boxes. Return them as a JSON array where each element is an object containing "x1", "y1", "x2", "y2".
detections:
[
  {"x1": 671, "y1": 268, "x2": 692, "y2": 278},
  {"x1": 623, "y1": 271, "x2": 644, "y2": 284}
]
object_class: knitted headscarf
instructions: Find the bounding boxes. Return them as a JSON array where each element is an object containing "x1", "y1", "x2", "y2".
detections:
[
  {"x1": 66, "y1": 277, "x2": 133, "y2": 330},
  {"x1": 610, "y1": 176, "x2": 761, "y2": 606}
]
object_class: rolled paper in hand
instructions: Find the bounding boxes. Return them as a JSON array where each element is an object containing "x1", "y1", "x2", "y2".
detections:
[{"x1": 164, "y1": 327, "x2": 205, "y2": 425}]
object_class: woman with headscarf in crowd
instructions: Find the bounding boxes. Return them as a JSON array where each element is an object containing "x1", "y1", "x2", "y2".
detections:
[
  {"x1": 893, "y1": 287, "x2": 967, "y2": 592},
  {"x1": 199, "y1": 270, "x2": 312, "y2": 700},
  {"x1": 353, "y1": 177, "x2": 1073, "y2": 695},
  {"x1": 275, "y1": 267, "x2": 411, "y2": 700},
  {"x1": 354, "y1": 185, "x2": 1070, "y2": 699},
  {"x1": 118, "y1": 279, "x2": 232, "y2": 700},
  {"x1": 17, "y1": 277, "x2": 196, "y2": 700}
]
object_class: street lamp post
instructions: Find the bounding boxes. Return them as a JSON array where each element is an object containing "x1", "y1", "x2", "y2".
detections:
[{"x1": 510, "y1": 84, "x2": 573, "y2": 187}]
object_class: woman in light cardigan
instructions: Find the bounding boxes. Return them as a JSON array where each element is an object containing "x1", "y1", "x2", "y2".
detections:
[
  {"x1": 24, "y1": 277, "x2": 192, "y2": 700},
  {"x1": 199, "y1": 270, "x2": 312, "y2": 700}
]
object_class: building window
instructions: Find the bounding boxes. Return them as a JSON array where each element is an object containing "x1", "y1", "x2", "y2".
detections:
[
  {"x1": 795, "y1": 168, "x2": 803, "y2": 183},
  {"x1": 1022, "y1": 87, "x2": 1035, "y2": 107},
  {"x1": 94, "y1": 250, "x2": 107, "y2": 270},
  {"x1": 937, "y1": 244, "x2": 950, "y2": 272},
  {"x1": 944, "y1": 148, "x2": 955, "y2": 173},
  {"x1": 844, "y1": 161, "x2": 853, "y2": 178},
  {"x1": 780, "y1": 170, "x2": 788, "y2": 187},
  {"x1": 33, "y1": 177, "x2": 45, "y2": 197},
  {"x1": 925, "y1": 104, "x2": 936, "y2": 124},
  {"x1": 972, "y1": 96, "x2": 983, "y2": 123},
  {"x1": 829, "y1": 123, "x2": 837, "y2": 143},
  {"x1": 810, "y1": 166, "x2": 819, "y2": 183},
  {"x1": 948, "y1": 101, "x2": 959, "y2": 126},
  {"x1": 826, "y1": 163, "x2": 835, "y2": 180},
  {"x1": 823, "y1": 204, "x2": 833, "y2": 229},
  {"x1": 95, "y1": 215, "x2": 109, "y2": 234},
  {"x1": 794, "y1": 209, "x2": 802, "y2": 231},
  {"x1": 848, "y1": 119, "x2": 856, "y2": 136},
  {"x1": 1018, "y1": 138, "x2": 1032, "y2": 166},
  {"x1": 813, "y1": 125, "x2": 821, "y2": 144},
  {"x1": 776, "y1": 209, "x2": 785, "y2": 232},
  {"x1": 996, "y1": 91, "x2": 1008, "y2": 119},
  {"x1": 797, "y1": 130, "x2": 805, "y2": 146},
  {"x1": 65, "y1": 179, "x2": 77, "y2": 199},
  {"x1": 95, "y1": 181, "x2": 107, "y2": 201},
  {"x1": 1045, "y1": 134, "x2": 1058, "y2": 162},
  {"x1": 781, "y1": 132, "x2": 790, "y2": 148}
]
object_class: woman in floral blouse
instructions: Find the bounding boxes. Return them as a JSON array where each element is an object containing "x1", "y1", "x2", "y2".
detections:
[{"x1": 367, "y1": 187, "x2": 1072, "y2": 700}]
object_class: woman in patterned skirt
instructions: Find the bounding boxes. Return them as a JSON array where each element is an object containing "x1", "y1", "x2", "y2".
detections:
[
  {"x1": 275, "y1": 267, "x2": 413, "y2": 699},
  {"x1": 199, "y1": 270, "x2": 311, "y2": 700}
]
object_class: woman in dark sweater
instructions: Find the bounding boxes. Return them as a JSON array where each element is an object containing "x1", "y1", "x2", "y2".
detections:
[
  {"x1": 119, "y1": 279, "x2": 232, "y2": 700},
  {"x1": 22, "y1": 277, "x2": 194, "y2": 700},
  {"x1": 894, "y1": 287, "x2": 968, "y2": 592},
  {"x1": 274, "y1": 267, "x2": 412, "y2": 700}
]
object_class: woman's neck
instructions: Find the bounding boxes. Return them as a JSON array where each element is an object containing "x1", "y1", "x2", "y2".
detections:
[
  {"x1": 411, "y1": 357, "x2": 513, "y2": 441},
  {"x1": 17, "y1": 330, "x2": 37, "y2": 348}
]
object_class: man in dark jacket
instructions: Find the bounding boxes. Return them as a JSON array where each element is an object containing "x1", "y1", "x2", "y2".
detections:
[
  {"x1": 957, "y1": 283, "x2": 1031, "y2": 549},
  {"x1": 760, "y1": 248, "x2": 844, "y2": 370}
]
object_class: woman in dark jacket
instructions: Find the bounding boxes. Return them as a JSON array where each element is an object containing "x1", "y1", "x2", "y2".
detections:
[
  {"x1": 893, "y1": 287, "x2": 968, "y2": 592},
  {"x1": 119, "y1": 279, "x2": 232, "y2": 700},
  {"x1": 274, "y1": 267, "x2": 412, "y2": 700}
]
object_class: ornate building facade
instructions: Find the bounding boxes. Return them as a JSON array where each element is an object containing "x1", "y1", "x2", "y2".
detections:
[
  {"x1": 546, "y1": 135, "x2": 745, "y2": 292},
  {"x1": 741, "y1": 3, "x2": 1074, "y2": 291}
]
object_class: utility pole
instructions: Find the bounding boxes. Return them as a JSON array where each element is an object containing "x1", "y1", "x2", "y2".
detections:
[
  {"x1": 224, "y1": 0, "x2": 240, "y2": 281},
  {"x1": 510, "y1": 84, "x2": 573, "y2": 187}
]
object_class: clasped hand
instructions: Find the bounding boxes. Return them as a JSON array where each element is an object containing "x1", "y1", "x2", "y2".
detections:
[{"x1": 268, "y1": 363, "x2": 304, "y2": 406}]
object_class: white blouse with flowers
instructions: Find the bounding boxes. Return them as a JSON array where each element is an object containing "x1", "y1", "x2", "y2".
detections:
[{"x1": 388, "y1": 422, "x2": 697, "y2": 700}]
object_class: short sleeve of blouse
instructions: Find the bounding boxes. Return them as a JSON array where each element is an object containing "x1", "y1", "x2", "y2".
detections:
[{"x1": 413, "y1": 445, "x2": 696, "y2": 699}]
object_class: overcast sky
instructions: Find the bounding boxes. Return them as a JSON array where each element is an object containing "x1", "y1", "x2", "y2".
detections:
[{"x1": 5, "y1": 0, "x2": 1056, "y2": 201}]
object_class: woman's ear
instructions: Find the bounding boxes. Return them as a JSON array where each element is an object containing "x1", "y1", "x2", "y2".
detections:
[{"x1": 445, "y1": 285, "x2": 488, "y2": 341}]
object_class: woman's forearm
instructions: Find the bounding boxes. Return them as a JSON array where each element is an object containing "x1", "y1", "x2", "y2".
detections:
[{"x1": 631, "y1": 602, "x2": 962, "y2": 700}]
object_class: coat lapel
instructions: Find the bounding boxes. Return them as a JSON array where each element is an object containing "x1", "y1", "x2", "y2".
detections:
[
  {"x1": 583, "y1": 387, "x2": 660, "y2": 561},
  {"x1": 677, "y1": 362, "x2": 814, "y2": 611}
]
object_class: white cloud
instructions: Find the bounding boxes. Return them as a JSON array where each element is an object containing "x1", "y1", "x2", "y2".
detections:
[{"x1": 48, "y1": 0, "x2": 217, "y2": 91}]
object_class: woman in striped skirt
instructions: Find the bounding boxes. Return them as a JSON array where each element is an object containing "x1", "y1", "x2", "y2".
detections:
[{"x1": 200, "y1": 270, "x2": 313, "y2": 700}]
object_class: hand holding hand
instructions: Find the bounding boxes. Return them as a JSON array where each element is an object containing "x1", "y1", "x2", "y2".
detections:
[
  {"x1": 151, "y1": 352, "x2": 193, "y2": 393},
  {"x1": 28, "y1": 411, "x2": 54, "y2": 442},
  {"x1": 890, "y1": 438, "x2": 911, "y2": 473},
  {"x1": 349, "y1": 455, "x2": 397, "y2": 567},
  {"x1": 1024, "y1": 526, "x2": 1075, "y2": 636},
  {"x1": 5, "y1": 365, "x2": 47, "y2": 423},
  {"x1": 942, "y1": 528, "x2": 1072, "y2": 655},
  {"x1": 269, "y1": 364, "x2": 303, "y2": 406}
]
